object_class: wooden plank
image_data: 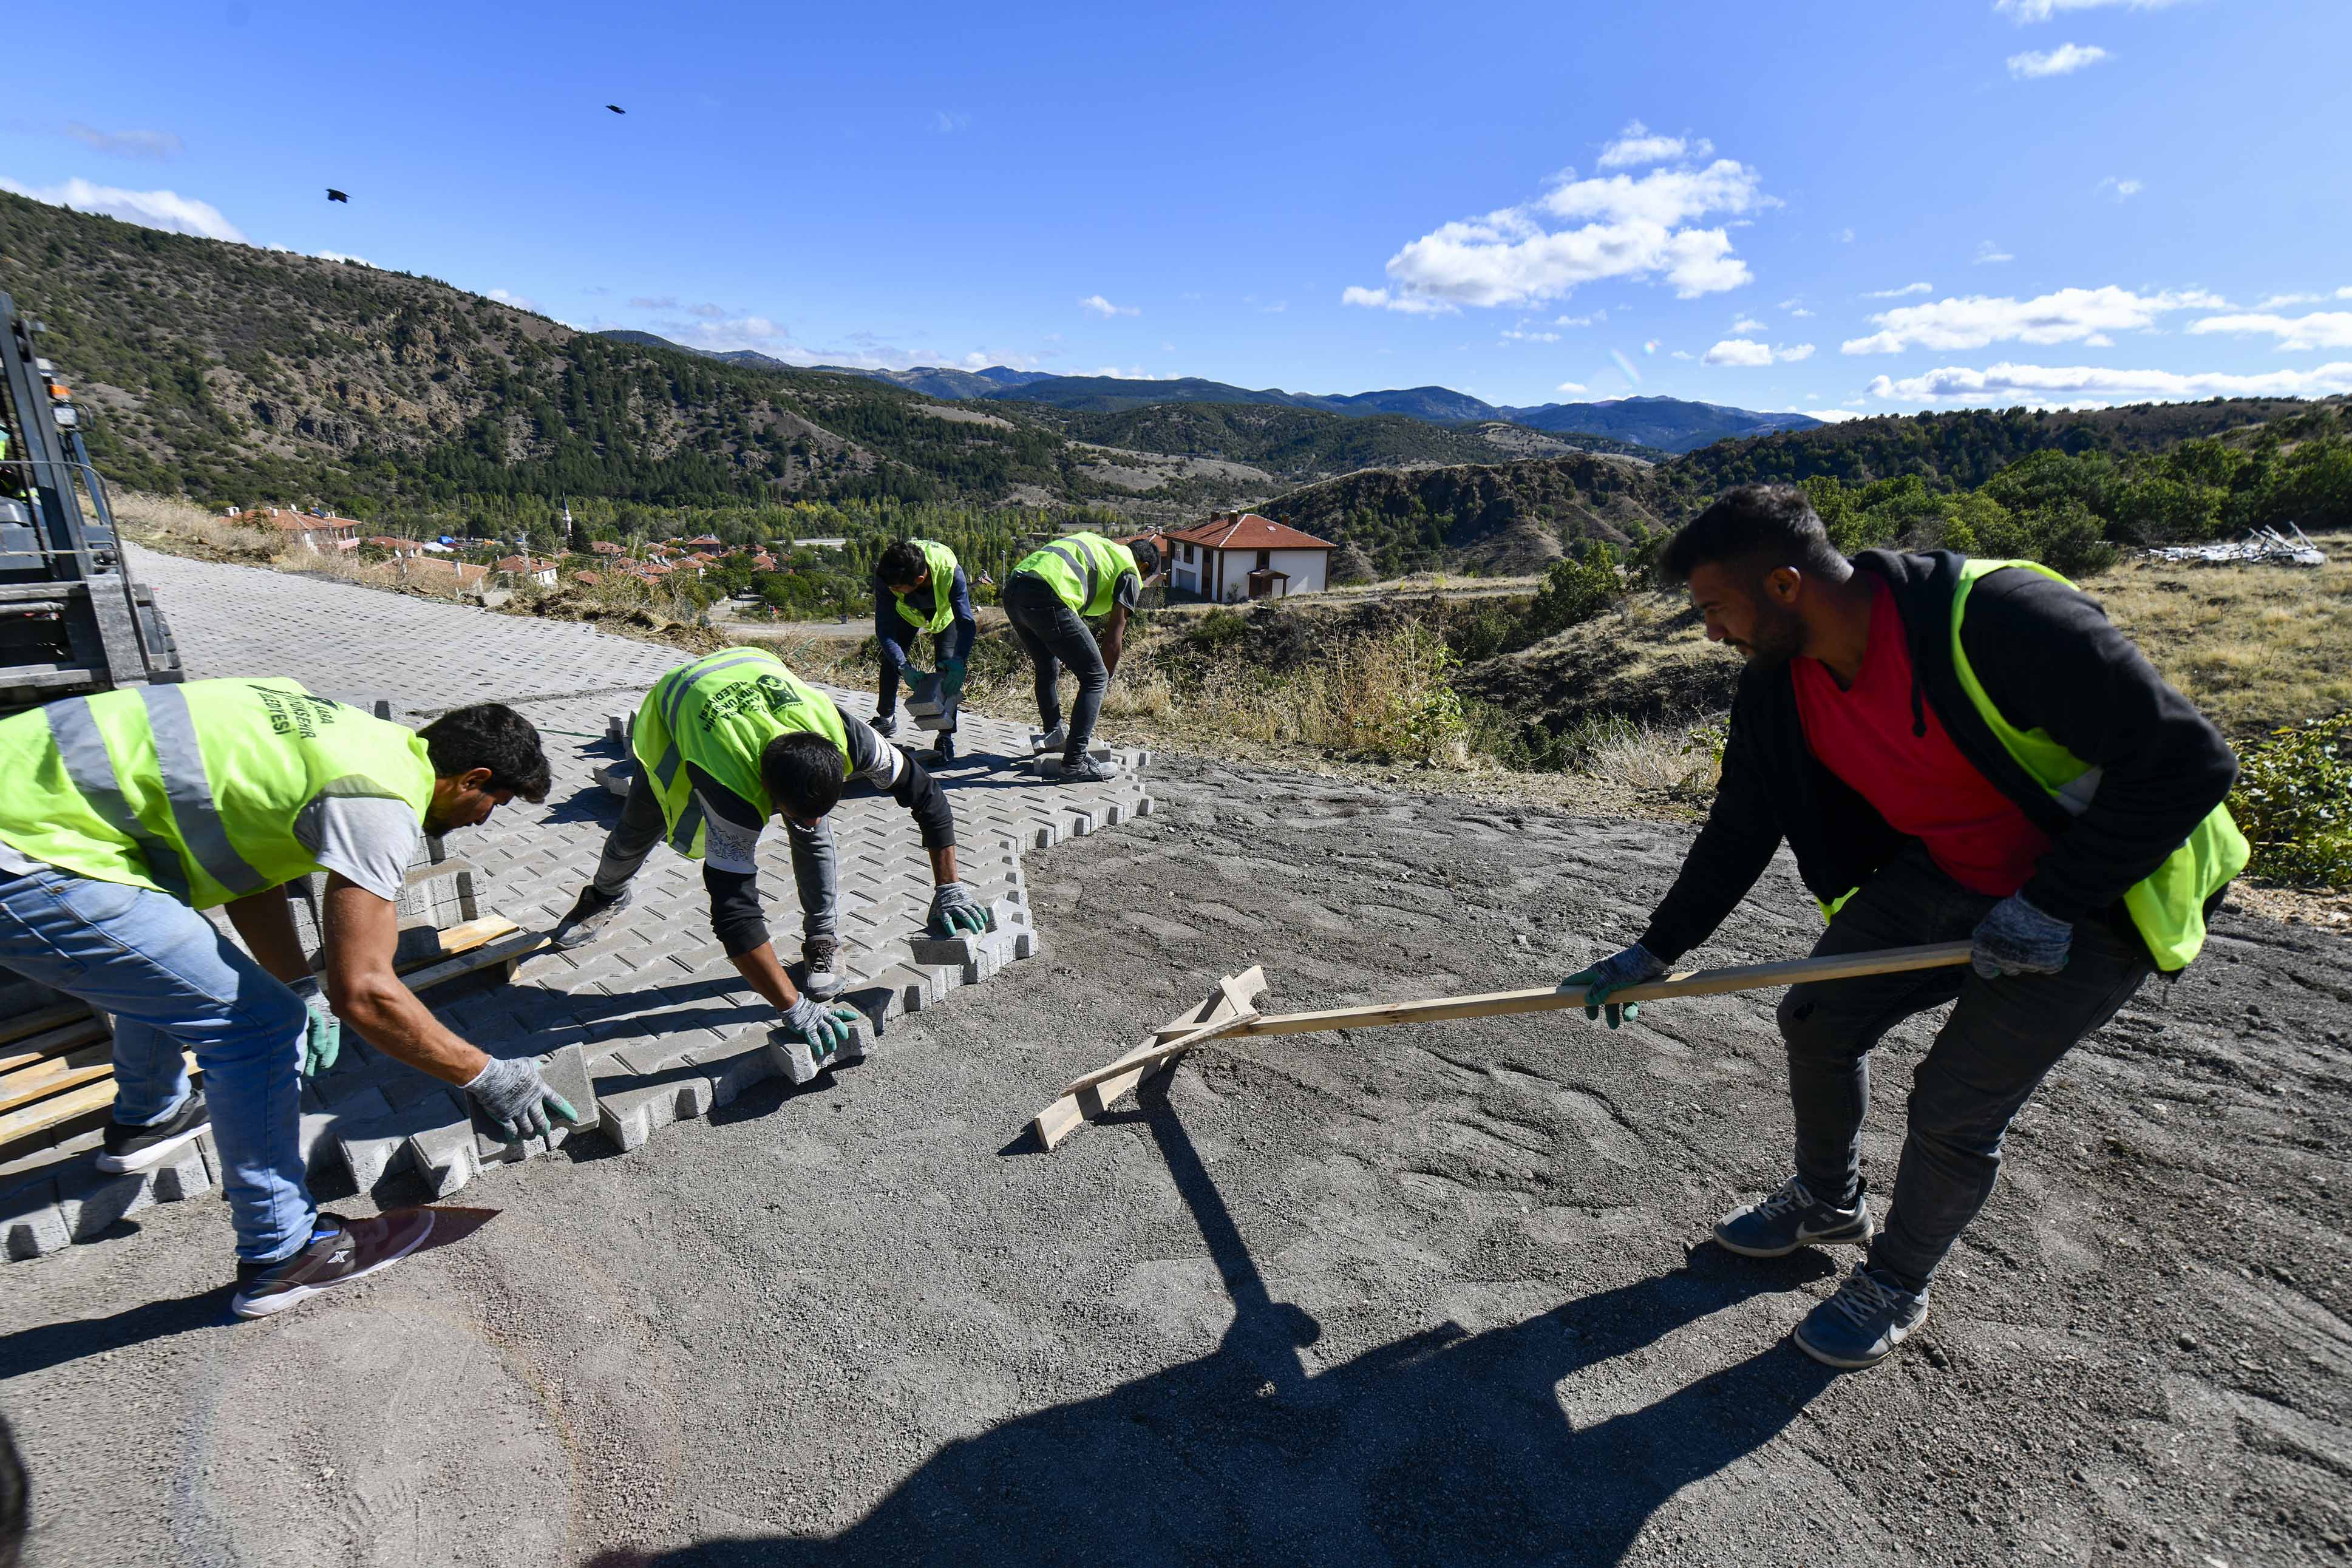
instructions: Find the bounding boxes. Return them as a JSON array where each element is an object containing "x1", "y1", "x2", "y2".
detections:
[
  {"x1": 0, "y1": 1050, "x2": 195, "y2": 1153},
  {"x1": 0, "y1": 1000, "x2": 93, "y2": 1048},
  {"x1": 0, "y1": 1017, "x2": 109, "y2": 1076},
  {"x1": 403, "y1": 929, "x2": 548, "y2": 996},
  {"x1": 1063, "y1": 1011, "x2": 1260, "y2": 1097},
  {"x1": 1033, "y1": 966, "x2": 1265, "y2": 1150},
  {"x1": 1226, "y1": 942, "x2": 1975, "y2": 1039},
  {"x1": 391, "y1": 915, "x2": 518, "y2": 976},
  {"x1": 0, "y1": 1045, "x2": 115, "y2": 1116}
]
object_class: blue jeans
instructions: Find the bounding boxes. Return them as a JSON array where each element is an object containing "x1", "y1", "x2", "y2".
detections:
[
  {"x1": 1775, "y1": 844, "x2": 2151, "y2": 1292},
  {"x1": 0, "y1": 863, "x2": 314, "y2": 1262}
]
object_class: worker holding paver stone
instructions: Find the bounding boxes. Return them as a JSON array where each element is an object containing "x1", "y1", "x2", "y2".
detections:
[
  {"x1": 1002, "y1": 531, "x2": 1163, "y2": 783},
  {"x1": 1565, "y1": 484, "x2": 2245, "y2": 1372},
  {"x1": 550, "y1": 647, "x2": 990, "y2": 1077},
  {"x1": 0, "y1": 682, "x2": 573, "y2": 1317},
  {"x1": 870, "y1": 537, "x2": 977, "y2": 769}
]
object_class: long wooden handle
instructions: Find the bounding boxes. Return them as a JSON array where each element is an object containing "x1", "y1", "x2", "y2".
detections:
[
  {"x1": 1062, "y1": 1010, "x2": 1261, "y2": 1097},
  {"x1": 1226, "y1": 941, "x2": 1976, "y2": 1039}
]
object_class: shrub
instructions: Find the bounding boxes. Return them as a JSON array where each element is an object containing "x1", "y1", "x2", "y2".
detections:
[
  {"x1": 1519, "y1": 543, "x2": 1622, "y2": 644},
  {"x1": 2229, "y1": 713, "x2": 2351, "y2": 888}
]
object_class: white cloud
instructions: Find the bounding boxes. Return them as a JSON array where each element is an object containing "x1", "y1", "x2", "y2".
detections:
[
  {"x1": 1344, "y1": 155, "x2": 1772, "y2": 313},
  {"x1": 1556, "y1": 381, "x2": 1588, "y2": 393},
  {"x1": 311, "y1": 250, "x2": 372, "y2": 266},
  {"x1": 1842, "y1": 285, "x2": 2225, "y2": 354},
  {"x1": 1974, "y1": 241, "x2": 2016, "y2": 265},
  {"x1": 0, "y1": 174, "x2": 245, "y2": 242},
  {"x1": 1730, "y1": 314, "x2": 1766, "y2": 334},
  {"x1": 1670, "y1": 349, "x2": 1695, "y2": 360},
  {"x1": 2253, "y1": 289, "x2": 2351, "y2": 309},
  {"x1": 486, "y1": 287, "x2": 539, "y2": 311},
  {"x1": 1866, "y1": 360, "x2": 2352, "y2": 406},
  {"x1": 2188, "y1": 311, "x2": 2352, "y2": 351},
  {"x1": 1837, "y1": 228, "x2": 1855, "y2": 244},
  {"x1": 1554, "y1": 309, "x2": 1606, "y2": 326},
  {"x1": 1500, "y1": 327, "x2": 1560, "y2": 343},
  {"x1": 1079, "y1": 294, "x2": 1139, "y2": 317},
  {"x1": 64, "y1": 124, "x2": 183, "y2": 160},
  {"x1": 2098, "y1": 176, "x2": 2144, "y2": 201},
  {"x1": 931, "y1": 110, "x2": 969, "y2": 134},
  {"x1": 1595, "y1": 120, "x2": 1713, "y2": 171},
  {"x1": 1778, "y1": 297, "x2": 1814, "y2": 317},
  {"x1": 1864, "y1": 281, "x2": 1934, "y2": 299},
  {"x1": 688, "y1": 302, "x2": 727, "y2": 317},
  {"x1": 2007, "y1": 42, "x2": 2109, "y2": 78},
  {"x1": 1996, "y1": 0, "x2": 2191, "y2": 21},
  {"x1": 628, "y1": 295, "x2": 678, "y2": 310},
  {"x1": 1799, "y1": 407, "x2": 1868, "y2": 423},
  {"x1": 1703, "y1": 338, "x2": 1816, "y2": 366}
]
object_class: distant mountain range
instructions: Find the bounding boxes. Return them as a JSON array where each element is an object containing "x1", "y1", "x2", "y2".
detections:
[{"x1": 594, "y1": 332, "x2": 1820, "y2": 454}]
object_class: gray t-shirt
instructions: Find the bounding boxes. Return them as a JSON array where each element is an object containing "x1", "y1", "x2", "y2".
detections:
[{"x1": 0, "y1": 791, "x2": 420, "y2": 901}]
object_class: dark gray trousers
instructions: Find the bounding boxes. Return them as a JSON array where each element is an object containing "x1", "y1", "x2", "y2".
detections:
[
  {"x1": 1003, "y1": 571, "x2": 1108, "y2": 756},
  {"x1": 1776, "y1": 844, "x2": 2151, "y2": 1293},
  {"x1": 591, "y1": 767, "x2": 838, "y2": 942}
]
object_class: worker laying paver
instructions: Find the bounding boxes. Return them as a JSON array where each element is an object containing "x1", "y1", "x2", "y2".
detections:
[
  {"x1": 869, "y1": 537, "x2": 977, "y2": 769},
  {"x1": 550, "y1": 647, "x2": 990, "y2": 1071},
  {"x1": 1566, "y1": 484, "x2": 2246, "y2": 1371},
  {"x1": 0, "y1": 680, "x2": 574, "y2": 1317},
  {"x1": 1001, "y1": 531, "x2": 1163, "y2": 782}
]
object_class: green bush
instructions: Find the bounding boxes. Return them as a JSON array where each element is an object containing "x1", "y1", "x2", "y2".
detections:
[
  {"x1": 2230, "y1": 714, "x2": 2352, "y2": 888},
  {"x1": 1518, "y1": 543, "x2": 1623, "y2": 645}
]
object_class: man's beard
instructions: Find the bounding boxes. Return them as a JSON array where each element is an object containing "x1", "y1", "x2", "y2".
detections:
[{"x1": 1738, "y1": 601, "x2": 1808, "y2": 668}]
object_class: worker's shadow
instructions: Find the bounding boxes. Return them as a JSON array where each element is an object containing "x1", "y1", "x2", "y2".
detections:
[{"x1": 586, "y1": 1085, "x2": 1840, "y2": 1567}]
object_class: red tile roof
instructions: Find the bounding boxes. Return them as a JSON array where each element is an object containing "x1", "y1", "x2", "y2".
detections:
[
  {"x1": 1164, "y1": 512, "x2": 1333, "y2": 552},
  {"x1": 590, "y1": 540, "x2": 624, "y2": 555}
]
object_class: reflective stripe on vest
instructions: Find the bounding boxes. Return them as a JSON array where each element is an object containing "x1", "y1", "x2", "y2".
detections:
[
  {"x1": 141, "y1": 685, "x2": 269, "y2": 898},
  {"x1": 889, "y1": 540, "x2": 961, "y2": 637},
  {"x1": 43, "y1": 696, "x2": 193, "y2": 903},
  {"x1": 1016, "y1": 533, "x2": 1138, "y2": 618},
  {"x1": 630, "y1": 649, "x2": 850, "y2": 860}
]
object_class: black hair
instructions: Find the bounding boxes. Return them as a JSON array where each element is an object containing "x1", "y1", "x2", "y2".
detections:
[
  {"x1": 416, "y1": 702, "x2": 551, "y2": 802},
  {"x1": 1129, "y1": 538, "x2": 1162, "y2": 579},
  {"x1": 761, "y1": 731, "x2": 847, "y2": 820},
  {"x1": 1660, "y1": 484, "x2": 1847, "y2": 587},
  {"x1": 877, "y1": 539, "x2": 927, "y2": 586}
]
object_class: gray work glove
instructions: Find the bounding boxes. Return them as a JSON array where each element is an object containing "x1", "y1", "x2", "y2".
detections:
[
  {"x1": 782, "y1": 994, "x2": 861, "y2": 1057},
  {"x1": 1971, "y1": 894, "x2": 2072, "y2": 979},
  {"x1": 288, "y1": 975, "x2": 341, "y2": 1076},
  {"x1": 466, "y1": 1056, "x2": 582, "y2": 1142},
  {"x1": 926, "y1": 880, "x2": 988, "y2": 938},
  {"x1": 1563, "y1": 942, "x2": 1668, "y2": 1030}
]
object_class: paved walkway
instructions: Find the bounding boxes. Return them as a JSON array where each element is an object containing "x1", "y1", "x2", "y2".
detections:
[{"x1": 4, "y1": 550, "x2": 1152, "y2": 1254}]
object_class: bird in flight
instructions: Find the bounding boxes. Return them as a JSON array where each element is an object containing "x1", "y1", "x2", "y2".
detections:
[
  {"x1": 326, "y1": 188, "x2": 349, "y2": 203},
  {"x1": 606, "y1": 104, "x2": 626, "y2": 114}
]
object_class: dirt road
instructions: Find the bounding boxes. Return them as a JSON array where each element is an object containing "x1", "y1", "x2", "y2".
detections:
[{"x1": 5, "y1": 754, "x2": 2347, "y2": 1566}]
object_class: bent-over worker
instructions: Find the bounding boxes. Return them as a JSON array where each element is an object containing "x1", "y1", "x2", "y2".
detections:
[
  {"x1": 871, "y1": 537, "x2": 977, "y2": 769},
  {"x1": 1001, "y1": 531, "x2": 1163, "y2": 782},
  {"x1": 0, "y1": 682, "x2": 569, "y2": 1317},
  {"x1": 550, "y1": 648, "x2": 989, "y2": 1056},
  {"x1": 1565, "y1": 484, "x2": 2245, "y2": 1370}
]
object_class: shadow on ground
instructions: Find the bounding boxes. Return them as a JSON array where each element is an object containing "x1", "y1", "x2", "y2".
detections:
[{"x1": 586, "y1": 1089, "x2": 1838, "y2": 1567}]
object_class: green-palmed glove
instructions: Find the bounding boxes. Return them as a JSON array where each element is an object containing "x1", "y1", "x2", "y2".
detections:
[
  {"x1": 783, "y1": 995, "x2": 862, "y2": 1057},
  {"x1": 1563, "y1": 942, "x2": 1668, "y2": 1030},
  {"x1": 938, "y1": 656, "x2": 968, "y2": 702},
  {"x1": 289, "y1": 976, "x2": 341, "y2": 1076},
  {"x1": 927, "y1": 881, "x2": 989, "y2": 938},
  {"x1": 900, "y1": 664, "x2": 931, "y2": 688},
  {"x1": 466, "y1": 1056, "x2": 582, "y2": 1142}
]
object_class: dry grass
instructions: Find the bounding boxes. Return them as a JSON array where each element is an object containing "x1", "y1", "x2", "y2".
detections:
[{"x1": 110, "y1": 490, "x2": 276, "y2": 562}]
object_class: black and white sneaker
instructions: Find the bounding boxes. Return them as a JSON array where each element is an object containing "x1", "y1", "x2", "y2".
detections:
[
  {"x1": 915, "y1": 732, "x2": 957, "y2": 768},
  {"x1": 97, "y1": 1089, "x2": 211, "y2": 1173},
  {"x1": 549, "y1": 884, "x2": 632, "y2": 951},
  {"x1": 801, "y1": 936, "x2": 844, "y2": 1000},
  {"x1": 231, "y1": 1209, "x2": 436, "y2": 1320},
  {"x1": 1059, "y1": 752, "x2": 1126, "y2": 784}
]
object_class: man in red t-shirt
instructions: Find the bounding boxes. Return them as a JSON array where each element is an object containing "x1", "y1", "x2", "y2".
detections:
[{"x1": 1565, "y1": 485, "x2": 2240, "y2": 1371}]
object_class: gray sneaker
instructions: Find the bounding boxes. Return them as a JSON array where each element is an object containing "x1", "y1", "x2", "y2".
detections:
[
  {"x1": 801, "y1": 936, "x2": 843, "y2": 1000},
  {"x1": 1033, "y1": 723, "x2": 1067, "y2": 755},
  {"x1": 1793, "y1": 1264, "x2": 1929, "y2": 1369},
  {"x1": 549, "y1": 884, "x2": 631, "y2": 951},
  {"x1": 1713, "y1": 1175, "x2": 1874, "y2": 1257},
  {"x1": 1059, "y1": 752, "x2": 1126, "y2": 784}
]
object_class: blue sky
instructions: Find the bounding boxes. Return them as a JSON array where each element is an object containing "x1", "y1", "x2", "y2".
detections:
[{"x1": 6, "y1": 0, "x2": 2348, "y2": 419}]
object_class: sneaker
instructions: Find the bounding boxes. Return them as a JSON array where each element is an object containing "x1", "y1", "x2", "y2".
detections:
[
  {"x1": 914, "y1": 733, "x2": 956, "y2": 768},
  {"x1": 872, "y1": 711, "x2": 899, "y2": 738},
  {"x1": 1713, "y1": 1175, "x2": 1874, "y2": 1258},
  {"x1": 549, "y1": 884, "x2": 631, "y2": 951},
  {"x1": 97, "y1": 1089, "x2": 212, "y2": 1173},
  {"x1": 1059, "y1": 752, "x2": 1126, "y2": 784},
  {"x1": 1033, "y1": 723, "x2": 1067, "y2": 755},
  {"x1": 1793, "y1": 1264, "x2": 1929, "y2": 1370},
  {"x1": 230, "y1": 1209, "x2": 436, "y2": 1320},
  {"x1": 801, "y1": 936, "x2": 843, "y2": 1000}
]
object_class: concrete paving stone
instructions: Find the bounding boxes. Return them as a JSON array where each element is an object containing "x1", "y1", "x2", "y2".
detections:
[
  {"x1": 149, "y1": 1144, "x2": 216, "y2": 1205},
  {"x1": 58, "y1": 1162, "x2": 160, "y2": 1241},
  {"x1": 691, "y1": 1032, "x2": 786, "y2": 1107},
  {"x1": 334, "y1": 1115, "x2": 415, "y2": 1193},
  {"x1": 300, "y1": 1083, "x2": 392, "y2": 1178},
  {"x1": 1, "y1": 1177, "x2": 66, "y2": 1260},
  {"x1": 594, "y1": 1076, "x2": 711, "y2": 1155},
  {"x1": 407, "y1": 1122, "x2": 484, "y2": 1198}
]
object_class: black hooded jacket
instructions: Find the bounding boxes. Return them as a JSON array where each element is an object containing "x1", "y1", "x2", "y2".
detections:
[{"x1": 1634, "y1": 549, "x2": 2239, "y2": 969}]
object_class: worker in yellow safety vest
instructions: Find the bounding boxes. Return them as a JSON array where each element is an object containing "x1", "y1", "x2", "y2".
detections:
[
  {"x1": 548, "y1": 648, "x2": 988, "y2": 1077},
  {"x1": 1001, "y1": 531, "x2": 1163, "y2": 782},
  {"x1": 1562, "y1": 484, "x2": 2245, "y2": 1371},
  {"x1": 871, "y1": 537, "x2": 977, "y2": 769},
  {"x1": 0, "y1": 681, "x2": 563, "y2": 1317}
]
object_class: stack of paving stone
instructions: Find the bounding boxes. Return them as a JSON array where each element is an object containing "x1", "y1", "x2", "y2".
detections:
[{"x1": 3, "y1": 664, "x2": 1155, "y2": 1260}]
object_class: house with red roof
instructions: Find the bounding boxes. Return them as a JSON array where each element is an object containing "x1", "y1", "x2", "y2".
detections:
[{"x1": 1164, "y1": 512, "x2": 1336, "y2": 603}]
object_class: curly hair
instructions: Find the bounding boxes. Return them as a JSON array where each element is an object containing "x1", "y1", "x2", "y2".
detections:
[{"x1": 416, "y1": 703, "x2": 551, "y2": 802}]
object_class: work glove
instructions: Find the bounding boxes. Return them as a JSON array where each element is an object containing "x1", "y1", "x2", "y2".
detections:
[
  {"x1": 1970, "y1": 894, "x2": 2072, "y2": 979},
  {"x1": 900, "y1": 664, "x2": 931, "y2": 688},
  {"x1": 938, "y1": 656, "x2": 968, "y2": 702},
  {"x1": 926, "y1": 880, "x2": 989, "y2": 938},
  {"x1": 1563, "y1": 942, "x2": 1668, "y2": 1030},
  {"x1": 466, "y1": 1055, "x2": 582, "y2": 1142},
  {"x1": 288, "y1": 975, "x2": 341, "y2": 1076},
  {"x1": 781, "y1": 994, "x2": 862, "y2": 1057}
]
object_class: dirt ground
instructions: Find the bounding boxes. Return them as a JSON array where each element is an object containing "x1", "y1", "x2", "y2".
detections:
[{"x1": 4, "y1": 753, "x2": 2347, "y2": 1567}]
